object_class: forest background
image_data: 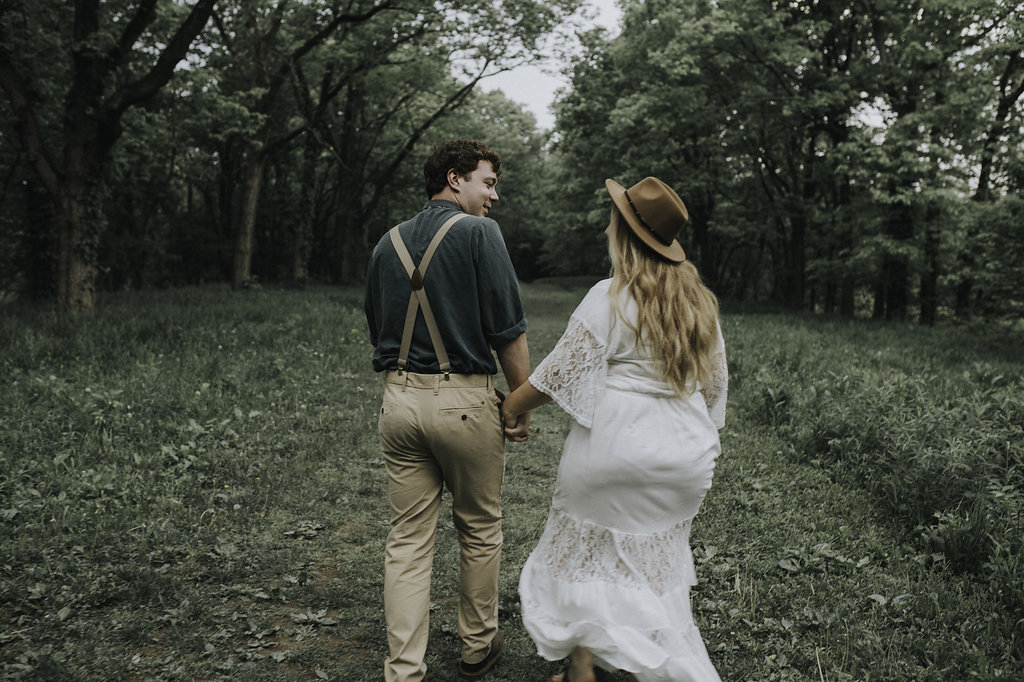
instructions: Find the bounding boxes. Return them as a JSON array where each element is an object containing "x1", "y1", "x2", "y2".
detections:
[
  {"x1": 1, "y1": 0, "x2": 1022, "y2": 323},
  {"x1": 2, "y1": 1, "x2": 1024, "y2": 680}
]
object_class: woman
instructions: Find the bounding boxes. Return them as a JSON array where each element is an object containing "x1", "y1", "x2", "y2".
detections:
[{"x1": 501, "y1": 177, "x2": 727, "y2": 682}]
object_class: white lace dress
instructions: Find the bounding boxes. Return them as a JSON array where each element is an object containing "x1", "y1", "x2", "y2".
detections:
[{"x1": 519, "y1": 278, "x2": 727, "y2": 682}]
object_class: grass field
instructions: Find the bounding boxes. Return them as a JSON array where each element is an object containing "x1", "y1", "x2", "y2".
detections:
[{"x1": 1, "y1": 282, "x2": 1022, "y2": 681}]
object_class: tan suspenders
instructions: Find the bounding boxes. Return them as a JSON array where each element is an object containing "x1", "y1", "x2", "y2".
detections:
[{"x1": 388, "y1": 212, "x2": 470, "y2": 378}]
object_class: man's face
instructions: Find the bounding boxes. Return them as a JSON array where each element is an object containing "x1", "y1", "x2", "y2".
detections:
[{"x1": 454, "y1": 160, "x2": 499, "y2": 217}]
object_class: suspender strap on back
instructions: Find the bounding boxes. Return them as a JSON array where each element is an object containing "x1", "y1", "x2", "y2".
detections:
[{"x1": 388, "y1": 212, "x2": 470, "y2": 377}]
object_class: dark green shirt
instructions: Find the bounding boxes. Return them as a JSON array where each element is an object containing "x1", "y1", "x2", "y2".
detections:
[{"x1": 365, "y1": 200, "x2": 527, "y2": 375}]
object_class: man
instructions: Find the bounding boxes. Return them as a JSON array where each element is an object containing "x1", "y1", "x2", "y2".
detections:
[{"x1": 364, "y1": 139, "x2": 531, "y2": 681}]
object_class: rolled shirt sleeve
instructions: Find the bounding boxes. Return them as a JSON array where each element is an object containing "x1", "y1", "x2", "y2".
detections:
[{"x1": 474, "y1": 219, "x2": 527, "y2": 349}]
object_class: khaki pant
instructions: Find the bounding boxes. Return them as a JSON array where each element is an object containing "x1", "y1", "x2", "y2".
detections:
[{"x1": 379, "y1": 371, "x2": 505, "y2": 682}]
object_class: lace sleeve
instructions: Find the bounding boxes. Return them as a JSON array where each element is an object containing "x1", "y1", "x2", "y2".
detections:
[
  {"x1": 529, "y1": 316, "x2": 606, "y2": 428},
  {"x1": 700, "y1": 323, "x2": 728, "y2": 429}
]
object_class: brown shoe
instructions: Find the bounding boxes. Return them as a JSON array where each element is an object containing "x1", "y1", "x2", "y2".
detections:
[{"x1": 458, "y1": 630, "x2": 504, "y2": 679}]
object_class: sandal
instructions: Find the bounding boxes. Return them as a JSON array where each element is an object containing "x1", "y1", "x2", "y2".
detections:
[{"x1": 548, "y1": 668, "x2": 596, "y2": 682}]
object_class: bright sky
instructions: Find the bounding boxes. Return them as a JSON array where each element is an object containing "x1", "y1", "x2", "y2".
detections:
[{"x1": 483, "y1": 0, "x2": 622, "y2": 131}]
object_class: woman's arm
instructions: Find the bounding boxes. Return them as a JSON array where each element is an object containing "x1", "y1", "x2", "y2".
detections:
[{"x1": 501, "y1": 380, "x2": 552, "y2": 442}]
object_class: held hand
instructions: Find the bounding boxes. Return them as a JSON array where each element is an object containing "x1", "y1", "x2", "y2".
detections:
[{"x1": 503, "y1": 410, "x2": 530, "y2": 442}]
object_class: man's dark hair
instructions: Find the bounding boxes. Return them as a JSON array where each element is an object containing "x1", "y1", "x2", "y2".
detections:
[{"x1": 423, "y1": 139, "x2": 501, "y2": 197}]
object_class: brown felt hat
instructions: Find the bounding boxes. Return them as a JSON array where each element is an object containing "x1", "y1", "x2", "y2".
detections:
[{"x1": 605, "y1": 177, "x2": 688, "y2": 262}]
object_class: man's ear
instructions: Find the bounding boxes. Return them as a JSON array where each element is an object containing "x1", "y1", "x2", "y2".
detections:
[{"x1": 446, "y1": 168, "x2": 461, "y2": 191}]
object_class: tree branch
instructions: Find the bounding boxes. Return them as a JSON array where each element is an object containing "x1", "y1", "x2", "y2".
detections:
[
  {"x1": 211, "y1": 9, "x2": 253, "y2": 81},
  {"x1": 257, "y1": 0, "x2": 291, "y2": 85},
  {"x1": 0, "y1": 41, "x2": 61, "y2": 197},
  {"x1": 998, "y1": 51, "x2": 1024, "y2": 107},
  {"x1": 107, "y1": 0, "x2": 158, "y2": 69},
  {"x1": 102, "y1": 0, "x2": 216, "y2": 119},
  {"x1": 359, "y1": 62, "x2": 488, "y2": 221},
  {"x1": 272, "y1": 0, "x2": 398, "y2": 89}
]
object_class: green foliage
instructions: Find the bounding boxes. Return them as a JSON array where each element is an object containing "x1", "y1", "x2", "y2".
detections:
[
  {"x1": 964, "y1": 195, "x2": 1024, "y2": 319},
  {"x1": 0, "y1": 0, "x2": 584, "y2": 301},
  {"x1": 3, "y1": 0, "x2": 1020, "y2": 321},
  {"x1": 540, "y1": 0, "x2": 1024, "y2": 320}
]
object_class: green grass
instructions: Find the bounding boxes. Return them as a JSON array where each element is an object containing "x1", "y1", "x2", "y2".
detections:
[{"x1": 1, "y1": 283, "x2": 1021, "y2": 680}]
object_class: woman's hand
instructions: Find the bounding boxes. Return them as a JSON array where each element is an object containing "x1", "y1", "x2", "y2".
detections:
[
  {"x1": 503, "y1": 409, "x2": 530, "y2": 442},
  {"x1": 501, "y1": 380, "x2": 552, "y2": 443}
]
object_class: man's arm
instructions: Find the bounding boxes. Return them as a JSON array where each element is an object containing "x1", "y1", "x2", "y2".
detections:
[
  {"x1": 495, "y1": 333, "x2": 531, "y2": 440},
  {"x1": 495, "y1": 332, "x2": 530, "y2": 390}
]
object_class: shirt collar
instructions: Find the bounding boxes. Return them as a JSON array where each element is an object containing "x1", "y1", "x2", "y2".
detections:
[{"x1": 424, "y1": 199, "x2": 460, "y2": 210}]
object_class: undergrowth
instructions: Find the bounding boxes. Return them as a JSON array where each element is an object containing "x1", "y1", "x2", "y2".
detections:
[
  {"x1": 0, "y1": 285, "x2": 1021, "y2": 680},
  {"x1": 729, "y1": 311, "x2": 1024, "y2": 663}
]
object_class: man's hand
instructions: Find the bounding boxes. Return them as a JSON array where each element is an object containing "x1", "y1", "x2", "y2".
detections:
[{"x1": 502, "y1": 410, "x2": 530, "y2": 442}]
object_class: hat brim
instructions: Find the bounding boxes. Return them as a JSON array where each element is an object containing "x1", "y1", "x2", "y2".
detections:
[{"x1": 605, "y1": 179, "x2": 686, "y2": 263}]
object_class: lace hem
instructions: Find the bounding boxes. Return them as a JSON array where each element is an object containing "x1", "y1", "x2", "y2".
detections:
[
  {"x1": 530, "y1": 316, "x2": 606, "y2": 428},
  {"x1": 533, "y1": 506, "x2": 696, "y2": 597}
]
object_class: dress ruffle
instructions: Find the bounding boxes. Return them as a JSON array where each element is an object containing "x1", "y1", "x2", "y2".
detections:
[{"x1": 519, "y1": 507, "x2": 720, "y2": 682}]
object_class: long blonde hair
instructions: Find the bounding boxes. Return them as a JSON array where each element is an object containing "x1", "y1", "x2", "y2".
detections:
[{"x1": 607, "y1": 207, "x2": 720, "y2": 394}]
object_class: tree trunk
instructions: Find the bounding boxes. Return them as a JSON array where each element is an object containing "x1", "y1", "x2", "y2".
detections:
[
  {"x1": 953, "y1": 278, "x2": 972, "y2": 320},
  {"x1": 690, "y1": 188, "x2": 717, "y2": 289},
  {"x1": 840, "y1": 280, "x2": 855, "y2": 317},
  {"x1": 823, "y1": 282, "x2": 837, "y2": 314},
  {"x1": 337, "y1": 205, "x2": 369, "y2": 284},
  {"x1": 292, "y1": 210, "x2": 309, "y2": 285},
  {"x1": 878, "y1": 197, "x2": 913, "y2": 321},
  {"x1": 884, "y1": 253, "x2": 909, "y2": 321},
  {"x1": 55, "y1": 192, "x2": 96, "y2": 315},
  {"x1": 872, "y1": 270, "x2": 886, "y2": 319},
  {"x1": 23, "y1": 179, "x2": 54, "y2": 299},
  {"x1": 834, "y1": 153, "x2": 855, "y2": 317},
  {"x1": 231, "y1": 148, "x2": 267, "y2": 290},
  {"x1": 919, "y1": 202, "x2": 941, "y2": 326},
  {"x1": 789, "y1": 209, "x2": 806, "y2": 309},
  {"x1": 293, "y1": 133, "x2": 317, "y2": 284}
]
